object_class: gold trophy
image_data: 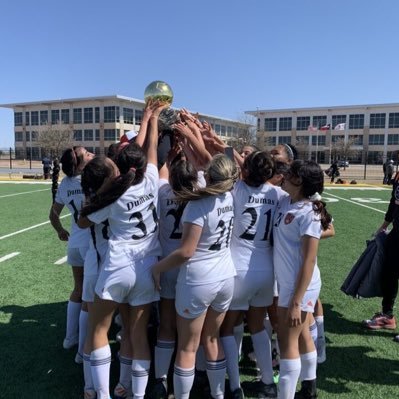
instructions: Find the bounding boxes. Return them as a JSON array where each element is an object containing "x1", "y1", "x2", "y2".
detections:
[{"x1": 144, "y1": 81, "x2": 173, "y2": 105}]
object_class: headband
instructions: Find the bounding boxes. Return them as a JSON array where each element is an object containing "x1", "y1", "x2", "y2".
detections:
[{"x1": 283, "y1": 143, "x2": 294, "y2": 160}]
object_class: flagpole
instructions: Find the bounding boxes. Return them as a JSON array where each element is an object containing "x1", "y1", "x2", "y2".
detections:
[
  {"x1": 329, "y1": 125, "x2": 332, "y2": 164},
  {"x1": 316, "y1": 128, "x2": 319, "y2": 162}
]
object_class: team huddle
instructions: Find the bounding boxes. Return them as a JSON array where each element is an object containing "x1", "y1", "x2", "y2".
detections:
[{"x1": 49, "y1": 101, "x2": 333, "y2": 399}]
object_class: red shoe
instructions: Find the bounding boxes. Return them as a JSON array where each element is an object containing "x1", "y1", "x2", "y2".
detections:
[{"x1": 362, "y1": 313, "x2": 396, "y2": 330}]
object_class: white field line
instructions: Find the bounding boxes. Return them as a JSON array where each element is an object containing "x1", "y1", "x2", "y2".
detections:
[
  {"x1": 0, "y1": 188, "x2": 50, "y2": 198},
  {"x1": 322, "y1": 192, "x2": 386, "y2": 214},
  {"x1": 54, "y1": 256, "x2": 67, "y2": 265},
  {"x1": 0, "y1": 214, "x2": 69, "y2": 240},
  {"x1": 0, "y1": 252, "x2": 20, "y2": 263}
]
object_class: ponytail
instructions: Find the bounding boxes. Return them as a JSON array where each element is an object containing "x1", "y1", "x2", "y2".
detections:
[{"x1": 312, "y1": 200, "x2": 332, "y2": 230}]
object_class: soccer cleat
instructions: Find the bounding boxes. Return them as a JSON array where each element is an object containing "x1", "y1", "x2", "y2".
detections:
[
  {"x1": 147, "y1": 378, "x2": 168, "y2": 399},
  {"x1": 63, "y1": 337, "x2": 79, "y2": 349},
  {"x1": 114, "y1": 382, "x2": 133, "y2": 399},
  {"x1": 84, "y1": 389, "x2": 96, "y2": 399},
  {"x1": 75, "y1": 352, "x2": 83, "y2": 364},
  {"x1": 250, "y1": 380, "x2": 277, "y2": 398},
  {"x1": 231, "y1": 387, "x2": 245, "y2": 399},
  {"x1": 362, "y1": 312, "x2": 397, "y2": 330},
  {"x1": 316, "y1": 336, "x2": 326, "y2": 364},
  {"x1": 294, "y1": 379, "x2": 317, "y2": 398}
]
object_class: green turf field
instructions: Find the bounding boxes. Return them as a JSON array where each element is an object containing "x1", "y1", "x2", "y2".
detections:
[{"x1": 0, "y1": 182, "x2": 398, "y2": 398}]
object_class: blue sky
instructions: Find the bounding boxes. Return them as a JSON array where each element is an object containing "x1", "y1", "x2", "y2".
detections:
[{"x1": 1, "y1": 0, "x2": 399, "y2": 147}]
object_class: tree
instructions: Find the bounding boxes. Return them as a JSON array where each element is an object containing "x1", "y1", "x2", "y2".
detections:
[
  {"x1": 37, "y1": 122, "x2": 74, "y2": 158},
  {"x1": 330, "y1": 137, "x2": 361, "y2": 163},
  {"x1": 233, "y1": 114, "x2": 256, "y2": 149}
]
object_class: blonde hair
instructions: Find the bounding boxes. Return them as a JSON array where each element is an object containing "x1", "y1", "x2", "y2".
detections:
[{"x1": 176, "y1": 154, "x2": 238, "y2": 201}]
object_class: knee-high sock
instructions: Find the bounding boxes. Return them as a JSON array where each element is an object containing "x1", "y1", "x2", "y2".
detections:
[
  {"x1": 233, "y1": 323, "x2": 244, "y2": 356},
  {"x1": 251, "y1": 330, "x2": 274, "y2": 385},
  {"x1": 174, "y1": 365, "x2": 195, "y2": 399},
  {"x1": 154, "y1": 340, "x2": 175, "y2": 379},
  {"x1": 221, "y1": 335, "x2": 241, "y2": 391},
  {"x1": 309, "y1": 319, "x2": 318, "y2": 347},
  {"x1": 119, "y1": 355, "x2": 132, "y2": 390},
  {"x1": 278, "y1": 358, "x2": 301, "y2": 399},
  {"x1": 78, "y1": 310, "x2": 88, "y2": 356},
  {"x1": 83, "y1": 353, "x2": 93, "y2": 391},
  {"x1": 66, "y1": 301, "x2": 81, "y2": 342},
  {"x1": 90, "y1": 345, "x2": 111, "y2": 399},
  {"x1": 132, "y1": 359, "x2": 150, "y2": 399},
  {"x1": 299, "y1": 351, "x2": 317, "y2": 381},
  {"x1": 206, "y1": 359, "x2": 226, "y2": 399}
]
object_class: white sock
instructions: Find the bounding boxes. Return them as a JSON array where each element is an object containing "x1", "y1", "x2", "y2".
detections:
[
  {"x1": 90, "y1": 345, "x2": 111, "y2": 399},
  {"x1": 119, "y1": 355, "x2": 132, "y2": 390},
  {"x1": 221, "y1": 335, "x2": 241, "y2": 391},
  {"x1": 315, "y1": 316, "x2": 325, "y2": 341},
  {"x1": 264, "y1": 315, "x2": 273, "y2": 339},
  {"x1": 206, "y1": 359, "x2": 226, "y2": 399},
  {"x1": 233, "y1": 323, "x2": 244, "y2": 357},
  {"x1": 309, "y1": 319, "x2": 318, "y2": 347},
  {"x1": 196, "y1": 345, "x2": 207, "y2": 371},
  {"x1": 278, "y1": 358, "x2": 301, "y2": 399},
  {"x1": 66, "y1": 301, "x2": 81, "y2": 342},
  {"x1": 251, "y1": 330, "x2": 274, "y2": 384},
  {"x1": 132, "y1": 359, "x2": 150, "y2": 399},
  {"x1": 299, "y1": 351, "x2": 317, "y2": 381},
  {"x1": 83, "y1": 352, "x2": 93, "y2": 391},
  {"x1": 78, "y1": 310, "x2": 88, "y2": 357},
  {"x1": 155, "y1": 340, "x2": 175, "y2": 379},
  {"x1": 173, "y1": 365, "x2": 195, "y2": 399}
]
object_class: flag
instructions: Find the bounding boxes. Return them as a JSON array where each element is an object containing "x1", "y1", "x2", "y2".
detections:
[
  {"x1": 308, "y1": 125, "x2": 318, "y2": 132},
  {"x1": 334, "y1": 123, "x2": 346, "y2": 131},
  {"x1": 319, "y1": 124, "x2": 331, "y2": 131}
]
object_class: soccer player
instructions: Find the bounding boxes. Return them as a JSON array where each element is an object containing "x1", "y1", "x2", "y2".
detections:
[
  {"x1": 273, "y1": 160, "x2": 332, "y2": 399},
  {"x1": 152, "y1": 154, "x2": 238, "y2": 399}
]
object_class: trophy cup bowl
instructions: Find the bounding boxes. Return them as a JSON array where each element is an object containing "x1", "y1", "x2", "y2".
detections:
[{"x1": 144, "y1": 81, "x2": 173, "y2": 105}]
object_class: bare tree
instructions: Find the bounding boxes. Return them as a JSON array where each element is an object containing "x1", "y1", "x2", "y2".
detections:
[
  {"x1": 235, "y1": 114, "x2": 256, "y2": 149},
  {"x1": 38, "y1": 122, "x2": 74, "y2": 158},
  {"x1": 330, "y1": 137, "x2": 361, "y2": 163},
  {"x1": 295, "y1": 136, "x2": 311, "y2": 160}
]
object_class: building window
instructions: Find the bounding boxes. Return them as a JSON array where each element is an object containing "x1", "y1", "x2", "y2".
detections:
[
  {"x1": 61, "y1": 109, "x2": 70, "y2": 124},
  {"x1": 221, "y1": 125, "x2": 226, "y2": 136},
  {"x1": 104, "y1": 106, "x2": 119, "y2": 123},
  {"x1": 227, "y1": 126, "x2": 232, "y2": 137},
  {"x1": 232, "y1": 127, "x2": 237, "y2": 137},
  {"x1": 104, "y1": 129, "x2": 117, "y2": 141},
  {"x1": 95, "y1": 147, "x2": 101, "y2": 155},
  {"x1": 25, "y1": 112, "x2": 30, "y2": 126},
  {"x1": 312, "y1": 116, "x2": 327, "y2": 128},
  {"x1": 31, "y1": 111, "x2": 39, "y2": 126},
  {"x1": 74, "y1": 129, "x2": 83, "y2": 141},
  {"x1": 349, "y1": 114, "x2": 364, "y2": 129},
  {"x1": 95, "y1": 107, "x2": 100, "y2": 123},
  {"x1": 388, "y1": 134, "x2": 399, "y2": 145},
  {"x1": 257, "y1": 118, "x2": 260, "y2": 130},
  {"x1": 279, "y1": 136, "x2": 291, "y2": 144},
  {"x1": 332, "y1": 135, "x2": 344, "y2": 143},
  {"x1": 25, "y1": 131, "x2": 30, "y2": 142},
  {"x1": 84, "y1": 129, "x2": 94, "y2": 141},
  {"x1": 51, "y1": 110, "x2": 60, "y2": 124},
  {"x1": 311, "y1": 136, "x2": 326, "y2": 146},
  {"x1": 264, "y1": 118, "x2": 277, "y2": 132},
  {"x1": 332, "y1": 115, "x2": 346, "y2": 128},
  {"x1": 369, "y1": 113, "x2": 386, "y2": 129},
  {"x1": 14, "y1": 112, "x2": 23, "y2": 126},
  {"x1": 296, "y1": 116, "x2": 311, "y2": 131},
  {"x1": 95, "y1": 129, "x2": 100, "y2": 141},
  {"x1": 40, "y1": 110, "x2": 48, "y2": 125},
  {"x1": 368, "y1": 134, "x2": 384, "y2": 145},
  {"x1": 84, "y1": 108, "x2": 93, "y2": 124},
  {"x1": 388, "y1": 113, "x2": 399, "y2": 128},
  {"x1": 31, "y1": 131, "x2": 38, "y2": 141},
  {"x1": 15, "y1": 132, "x2": 23, "y2": 142},
  {"x1": 73, "y1": 108, "x2": 82, "y2": 124},
  {"x1": 214, "y1": 124, "x2": 221, "y2": 133},
  {"x1": 296, "y1": 135, "x2": 309, "y2": 145},
  {"x1": 123, "y1": 108, "x2": 134, "y2": 124},
  {"x1": 135, "y1": 109, "x2": 143, "y2": 125},
  {"x1": 349, "y1": 135, "x2": 363, "y2": 145},
  {"x1": 279, "y1": 117, "x2": 292, "y2": 131},
  {"x1": 367, "y1": 151, "x2": 383, "y2": 164},
  {"x1": 266, "y1": 136, "x2": 277, "y2": 146}
]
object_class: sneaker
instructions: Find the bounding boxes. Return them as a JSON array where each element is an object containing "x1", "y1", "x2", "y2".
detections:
[
  {"x1": 231, "y1": 387, "x2": 245, "y2": 399},
  {"x1": 75, "y1": 352, "x2": 83, "y2": 364},
  {"x1": 114, "y1": 382, "x2": 133, "y2": 399},
  {"x1": 84, "y1": 389, "x2": 96, "y2": 399},
  {"x1": 316, "y1": 336, "x2": 326, "y2": 364},
  {"x1": 362, "y1": 312, "x2": 397, "y2": 330},
  {"x1": 147, "y1": 378, "x2": 168, "y2": 399},
  {"x1": 63, "y1": 337, "x2": 79, "y2": 349},
  {"x1": 394, "y1": 334, "x2": 399, "y2": 342},
  {"x1": 250, "y1": 380, "x2": 277, "y2": 398},
  {"x1": 294, "y1": 379, "x2": 317, "y2": 398}
]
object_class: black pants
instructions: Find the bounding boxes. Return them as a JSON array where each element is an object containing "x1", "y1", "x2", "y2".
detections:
[{"x1": 381, "y1": 229, "x2": 399, "y2": 314}]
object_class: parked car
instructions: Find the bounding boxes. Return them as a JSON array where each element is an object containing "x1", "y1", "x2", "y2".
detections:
[{"x1": 338, "y1": 160, "x2": 349, "y2": 167}]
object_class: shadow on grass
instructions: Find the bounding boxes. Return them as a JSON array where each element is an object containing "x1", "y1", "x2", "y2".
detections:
[
  {"x1": 318, "y1": 303, "x2": 399, "y2": 395},
  {"x1": 0, "y1": 302, "x2": 119, "y2": 399}
]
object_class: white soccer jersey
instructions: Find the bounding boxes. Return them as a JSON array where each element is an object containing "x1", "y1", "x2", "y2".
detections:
[
  {"x1": 88, "y1": 163, "x2": 161, "y2": 270},
  {"x1": 84, "y1": 221, "x2": 110, "y2": 276},
  {"x1": 177, "y1": 192, "x2": 236, "y2": 285},
  {"x1": 231, "y1": 180, "x2": 280, "y2": 272},
  {"x1": 273, "y1": 195, "x2": 322, "y2": 291},
  {"x1": 158, "y1": 179, "x2": 185, "y2": 257},
  {"x1": 55, "y1": 175, "x2": 90, "y2": 249}
]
